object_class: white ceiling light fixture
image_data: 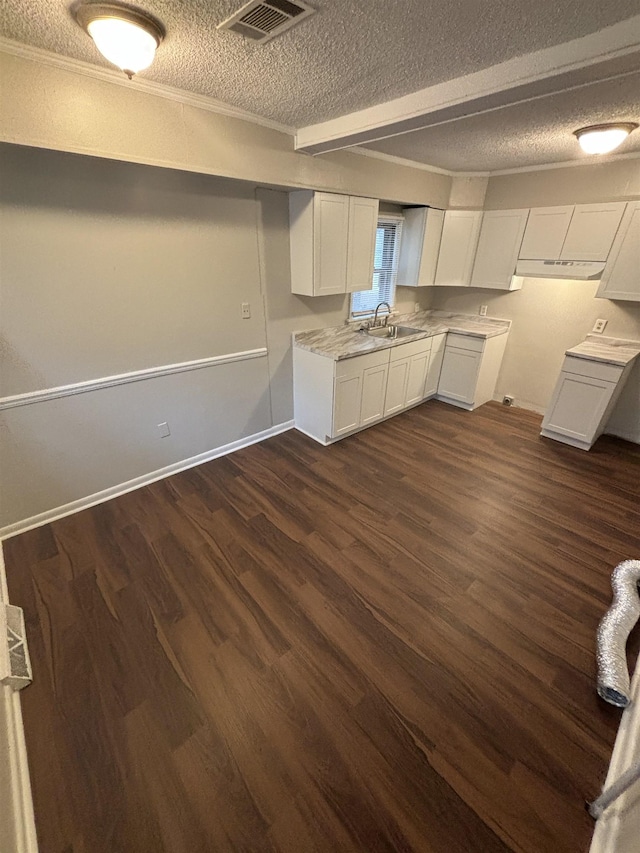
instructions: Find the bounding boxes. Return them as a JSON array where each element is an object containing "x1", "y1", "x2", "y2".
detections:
[
  {"x1": 574, "y1": 122, "x2": 638, "y2": 155},
  {"x1": 75, "y1": 3, "x2": 165, "y2": 79}
]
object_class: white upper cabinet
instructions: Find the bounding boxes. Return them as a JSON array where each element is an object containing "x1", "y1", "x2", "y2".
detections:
[
  {"x1": 519, "y1": 202, "x2": 626, "y2": 262},
  {"x1": 518, "y1": 206, "x2": 573, "y2": 260},
  {"x1": 346, "y1": 196, "x2": 380, "y2": 292},
  {"x1": 596, "y1": 201, "x2": 640, "y2": 302},
  {"x1": 289, "y1": 191, "x2": 378, "y2": 296},
  {"x1": 470, "y1": 209, "x2": 529, "y2": 290},
  {"x1": 397, "y1": 207, "x2": 445, "y2": 287},
  {"x1": 434, "y1": 210, "x2": 483, "y2": 287},
  {"x1": 559, "y1": 202, "x2": 626, "y2": 261}
]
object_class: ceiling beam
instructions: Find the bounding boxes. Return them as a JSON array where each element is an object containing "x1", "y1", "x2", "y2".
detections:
[{"x1": 295, "y1": 17, "x2": 640, "y2": 155}]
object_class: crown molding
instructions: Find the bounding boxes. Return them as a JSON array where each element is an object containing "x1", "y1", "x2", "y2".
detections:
[
  {"x1": 0, "y1": 37, "x2": 295, "y2": 136},
  {"x1": 350, "y1": 141, "x2": 640, "y2": 179}
]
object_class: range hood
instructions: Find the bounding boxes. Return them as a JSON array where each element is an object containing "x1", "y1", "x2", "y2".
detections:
[{"x1": 515, "y1": 259, "x2": 605, "y2": 280}]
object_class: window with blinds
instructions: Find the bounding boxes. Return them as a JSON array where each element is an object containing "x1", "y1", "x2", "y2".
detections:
[{"x1": 351, "y1": 215, "x2": 404, "y2": 317}]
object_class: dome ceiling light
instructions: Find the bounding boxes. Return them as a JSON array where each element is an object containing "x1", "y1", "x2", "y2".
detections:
[
  {"x1": 573, "y1": 122, "x2": 638, "y2": 156},
  {"x1": 75, "y1": 3, "x2": 165, "y2": 79}
]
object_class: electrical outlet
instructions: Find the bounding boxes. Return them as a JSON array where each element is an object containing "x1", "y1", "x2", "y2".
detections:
[
  {"x1": 592, "y1": 318, "x2": 607, "y2": 334},
  {"x1": 414, "y1": 302, "x2": 420, "y2": 313},
  {"x1": 241, "y1": 302, "x2": 251, "y2": 319},
  {"x1": 479, "y1": 305, "x2": 488, "y2": 316},
  {"x1": 157, "y1": 422, "x2": 170, "y2": 438}
]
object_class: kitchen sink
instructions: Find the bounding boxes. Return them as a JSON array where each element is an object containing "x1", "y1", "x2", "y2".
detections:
[{"x1": 366, "y1": 324, "x2": 424, "y2": 339}]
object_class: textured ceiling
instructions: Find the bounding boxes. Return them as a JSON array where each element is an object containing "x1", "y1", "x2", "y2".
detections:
[
  {"x1": 362, "y1": 73, "x2": 640, "y2": 172},
  {"x1": 1, "y1": 0, "x2": 639, "y2": 127}
]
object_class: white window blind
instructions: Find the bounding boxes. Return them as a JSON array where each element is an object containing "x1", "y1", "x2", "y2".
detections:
[{"x1": 351, "y1": 216, "x2": 403, "y2": 317}]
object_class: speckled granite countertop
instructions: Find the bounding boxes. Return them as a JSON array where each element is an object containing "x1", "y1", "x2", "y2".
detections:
[
  {"x1": 293, "y1": 311, "x2": 511, "y2": 361},
  {"x1": 566, "y1": 334, "x2": 640, "y2": 367}
]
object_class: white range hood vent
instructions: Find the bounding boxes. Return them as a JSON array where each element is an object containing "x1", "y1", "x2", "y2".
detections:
[{"x1": 515, "y1": 259, "x2": 605, "y2": 280}]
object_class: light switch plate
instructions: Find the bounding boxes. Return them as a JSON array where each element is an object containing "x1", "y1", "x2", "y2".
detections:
[
  {"x1": 157, "y1": 421, "x2": 171, "y2": 438},
  {"x1": 592, "y1": 319, "x2": 607, "y2": 334}
]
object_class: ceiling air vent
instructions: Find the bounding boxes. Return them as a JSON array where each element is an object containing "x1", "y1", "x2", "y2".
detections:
[{"x1": 217, "y1": 0, "x2": 315, "y2": 43}]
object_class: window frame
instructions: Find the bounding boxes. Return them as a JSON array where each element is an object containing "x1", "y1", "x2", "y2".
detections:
[{"x1": 350, "y1": 213, "x2": 404, "y2": 319}]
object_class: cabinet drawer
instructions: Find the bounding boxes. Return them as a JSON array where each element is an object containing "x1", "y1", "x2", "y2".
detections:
[
  {"x1": 389, "y1": 337, "x2": 431, "y2": 362},
  {"x1": 445, "y1": 333, "x2": 484, "y2": 353},
  {"x1": 562, "y1": 356, "x2": 623, "y2": 383},
  {"x1": 335, "y1": 349, "x2": 389, "y2": 378}
]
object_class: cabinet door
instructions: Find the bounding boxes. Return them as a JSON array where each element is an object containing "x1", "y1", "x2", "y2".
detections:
[
  {"x1": 346, "y1": 197, "x2": 379, "y2": 292},
  {"x1": 519, "y1": 206, "x2": 573, "y2": 260},
  {"x1": 424, "y1": 334, "x2": 446, "y2": 397},
  {"x1": 397, "y1": 207, "x2": 445, "y2": 287},
  {"x1": 596, "y1": 202, "x2": 640, "y2": 302},
  {"x1": 333, "y1": 373, "x2": 362, "y2": 436},
  {"x1": 434, "y1": 211, "x2": 483, "y2": 286},
  {"x1": 559, "y1": 202, "x2": 626, "y2": 261},
  {"x1": 470, "y1": 209, "x2": 529, "y2": 289},
  {"x1": 384, "y1": 358, "x2": 411, "y2": 416},
  {"x1": 360, "y1": 362, "x2": 389, "y2": 425},
  {"x1": 314, "y1": 193, "x2": 350, "y2": 295},
  {"x1": 542, "y1": 373, "x2": 615, "y2": 443},
  {"x1": 437, "y1": 347, "x2": 481, "y2": 404},
  {"x1": 405, "y1": 350, "x2": 430, "y2": 406}
]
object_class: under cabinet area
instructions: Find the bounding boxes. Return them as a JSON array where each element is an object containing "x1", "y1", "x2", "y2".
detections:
[
  {"x1": 289, "y1": 191, "x2": 379, "y2": 296},
  {"x1": 596, "y1": 201, "x2": 640, "y2": 302},
  {"x1": 436, "y1": 333, "x2": 509, "y2": 411}
]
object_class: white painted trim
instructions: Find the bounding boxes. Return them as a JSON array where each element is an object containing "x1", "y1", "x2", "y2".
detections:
[
  {"x1": 0, "y1": 420, "x2": 294, "y2": 540},
  {"x1": 296, "y1": 19, "x2": 640, "y2": 153},
  {"x1": 0, "y1": 349, "x2": 268, "y2": 411},
  {"x1": 590, "y1": 658, "x2": 640, "y2": 853},
  {"x1": 348, "y1": 147, "x2": 464, "y2": 177},
  {"x1": 0, "y1": 37, "x2": 294, "y2": 136},
  {"x1": 487, "y1": 150, "x2": 640, "y2": 177},
  {"x1": 0, "y1": 548, "x2": 38, "y2": 853}
]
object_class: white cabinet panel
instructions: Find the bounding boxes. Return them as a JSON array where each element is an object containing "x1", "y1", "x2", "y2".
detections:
[
  {"x1": 596, "y1": 201, "x2": 640, "y2": 302},
  {"x1": 315, "y1": 193, "x2": 350, "y2": 295},
  {"x1": 542, "y1": 373, "x2": 614, "y2": 442},
  {"x1": 397, "y1": 207, "x2": 445, "y2": 287},
  {"x1": 470, "y1": 209, "x2": 528, "y2": 290},
  {"x1": 434, "y1": 210, "x2": 483, "y2": 286},
  {"x1": 559, "y1": 202, "x2": 626, "y2": 261},
  {"x1": 437, "y1": 347, "x2": 481, "y2": 404},
  {"x1": 405, "y1": 350, "x2": 430, "y2": 406},
  {"x1": 347, "y1": 196, "x2": 379, "y2": 292},
  {"x1": 360, "y1": 362, "x2": 389, "y2": 425},
  {"x1": 333, "y1": 373, "x2": 363, "y2": 436},
  {"x1": 424, "y1": 333, "x2": 446, "y2": 397},
  {"x1": 384, "y1": 358, "x2": 411, "y2": 416},
  {"x1": 519, "y1": 206, "x2": 573, "y2": 260}
]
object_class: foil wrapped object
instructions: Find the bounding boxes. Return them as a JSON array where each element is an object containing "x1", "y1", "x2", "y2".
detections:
[{"x1": 596, "y1": 559, "x2": 640, "y2": 707}]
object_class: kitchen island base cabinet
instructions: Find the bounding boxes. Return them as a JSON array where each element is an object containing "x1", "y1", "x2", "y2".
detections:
[
  {"x1": 541, "y1": 356, "x2": 631, "y2": 450},
  {"x1": 436, "y1": 333, "x2": 508, "y2": 410}
]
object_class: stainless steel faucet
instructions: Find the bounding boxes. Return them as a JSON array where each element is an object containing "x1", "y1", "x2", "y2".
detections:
[{"x1": 372, "y1": 302, "x2": 391, "y2": 328}]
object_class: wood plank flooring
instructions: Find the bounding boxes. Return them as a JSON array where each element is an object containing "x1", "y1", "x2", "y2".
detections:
[{"x1": 4, "y1": 401, "x2": 640, "y2": 853}]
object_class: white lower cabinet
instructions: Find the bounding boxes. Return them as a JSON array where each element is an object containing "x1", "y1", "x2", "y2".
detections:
[
  {"x1": 436, "y1": 333, "x2": 509, "y2": 410},
  {"x1": 294, "y1": 330, "x2": 509, "y2": 444},
  {"x1": 540, "y1": 356, "x2": 632, "y2": 450}
]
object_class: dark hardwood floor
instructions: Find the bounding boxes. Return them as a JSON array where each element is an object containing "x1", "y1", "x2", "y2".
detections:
[{"x1": 5, "y1": 401, "x2": 640, "y2": 853}]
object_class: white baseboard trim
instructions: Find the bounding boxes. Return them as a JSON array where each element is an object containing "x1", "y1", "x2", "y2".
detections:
[
  {"x1": 0, "y1": 420, "x2": 294, "y2": 541},
  {"x1": 0, "y1": 549, "x2": 38, "y2": 853},
  {"x1": 604, "y1": 427, "x2": 640, "y2": 445}
]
